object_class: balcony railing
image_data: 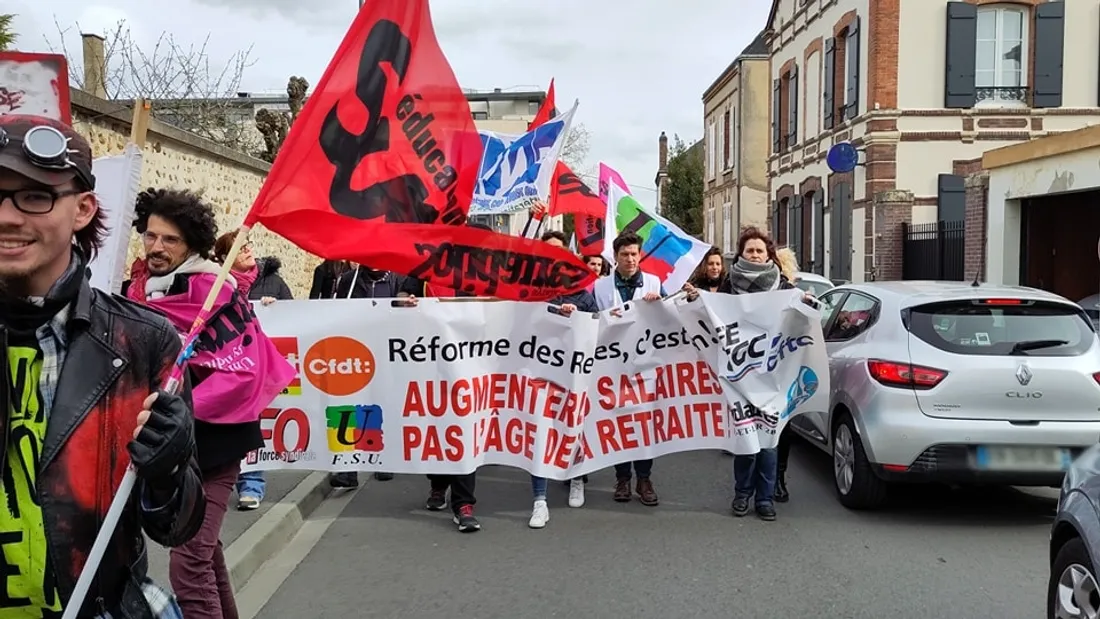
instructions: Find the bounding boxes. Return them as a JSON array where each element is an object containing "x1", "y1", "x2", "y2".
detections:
[{"x1": 976, "y1": 86, "x2": 1030, "y2": 104}]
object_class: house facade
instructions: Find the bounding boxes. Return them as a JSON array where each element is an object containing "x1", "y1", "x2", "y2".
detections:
[
  {"x1": 701, "y1": 32, "x2": 771, "y2": 255},
  {"x1": 766, "y1": 0, "x2": 1100, "y2": 282}
]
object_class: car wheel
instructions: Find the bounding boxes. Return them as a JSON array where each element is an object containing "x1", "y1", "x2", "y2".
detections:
[
  {"x1": 1049, "y1": 537, "x2": 1100, "y2": 619},
  {"x1": 832, "y1": 414, "x2": 889, "y2": 510}
]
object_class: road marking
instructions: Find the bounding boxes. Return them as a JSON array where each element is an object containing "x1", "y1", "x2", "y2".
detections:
[{"x1": 235, "y1": 487, "x2": 360, "y2": 619}]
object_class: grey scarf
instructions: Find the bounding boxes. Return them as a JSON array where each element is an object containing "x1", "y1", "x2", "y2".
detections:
[{"x1": 726, "y1": 257, "x2": 781, "y2": 294}]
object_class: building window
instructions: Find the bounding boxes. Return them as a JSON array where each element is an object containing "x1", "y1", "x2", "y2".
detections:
[
  {"x1": 707, "y1": 121, "x2": 716, "y2": 180},
  {"x1": 976, "y1": 6, "x2": 1027, "y2": 104},
  {"x1": 722, "y1": 110, "x2": 731, "y2": 170},
  {"x1": 528, "y1": 100, "x2": 541, "y2": 115},
  {"x1": 473, "y1": 111, "x2": 488, "y2": 120},
  {"x1": 722, "y1": 203, "x2": 732, "y2": 254},
  {"x1": 730, "y1": 107, "x2": 738, "y2": 168}
]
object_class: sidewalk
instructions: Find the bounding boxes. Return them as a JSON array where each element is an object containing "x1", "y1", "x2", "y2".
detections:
[{"x1": 146, "y1": 470, "x2": 331, "y2": 591}]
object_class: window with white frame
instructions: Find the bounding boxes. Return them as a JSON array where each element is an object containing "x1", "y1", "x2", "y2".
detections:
[
  {"x1": 730, "y1": 107, "x2": 738, "y2": 169},
  {"x1": 707, "y1": 208, "x2": 716, "y2": 245},
  {"x1": 976, "y1": 5, "x2": 1027, "y2": 104},
  {"x1": 722, "y1": 203, "x2": 731, "y2": 254},
  {"x1": 716, "y1": 115, "x2": 725, "y2": 174},
  {"x1": 707, "y1": 122, "x2": 716, "y2": 179}
]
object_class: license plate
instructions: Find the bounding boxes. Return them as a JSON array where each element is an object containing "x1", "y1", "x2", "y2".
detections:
[{"x1": 975, "y1": 446, "x2": 1072, "y2": 471}]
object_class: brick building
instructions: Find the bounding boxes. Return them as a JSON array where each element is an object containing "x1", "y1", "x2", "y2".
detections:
[{"x1": 765, "y1": 0, "x2": 1100, "y2": 283}]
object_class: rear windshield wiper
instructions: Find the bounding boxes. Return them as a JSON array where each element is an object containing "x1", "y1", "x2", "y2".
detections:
[{"x1": 1009, "y1": 339, "x2": 1069, "y2": 355}]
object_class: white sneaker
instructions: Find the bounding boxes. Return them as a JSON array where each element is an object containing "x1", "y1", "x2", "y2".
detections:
[
  {"x1": 568, "y1": 479, "x2": 585, "y2": 508},
  {"x1": 528, "y1": 500, "x2": 550, "y2": 528}
]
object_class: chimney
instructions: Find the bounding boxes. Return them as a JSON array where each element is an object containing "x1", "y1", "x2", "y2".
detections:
[
  {"x1": 81, "y1": 33, "x2": 107, "y2": 98},
  {"x1": 658, "y1": 131, "x2": 669, "y2": 171}
]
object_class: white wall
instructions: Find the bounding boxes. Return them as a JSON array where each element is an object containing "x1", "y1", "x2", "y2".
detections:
[{"x1": 986, "y1": 146, "x2": 1100, "y2": 284}]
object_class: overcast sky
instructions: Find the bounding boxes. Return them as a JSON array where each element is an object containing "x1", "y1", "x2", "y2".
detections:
[{"x1": 10, "y1": 0, "x2": 770, "y2": 207}]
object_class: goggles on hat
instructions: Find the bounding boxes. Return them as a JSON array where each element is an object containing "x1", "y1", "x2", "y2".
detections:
[{"x1": 0, "y1": 124, "x2": 95, "y2": 189}]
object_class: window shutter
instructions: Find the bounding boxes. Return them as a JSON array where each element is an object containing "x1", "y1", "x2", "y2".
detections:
[
  {"x1": 1033, "y1": 2, "x2": 1065, "y2": 109},
  {"x1": 945, "y1": 2, "x2": 977, "y2": 109},
  {"x1": 771, "y1": 200, "x2": 780, "y2": 240},
  {"x1": 723, "y1": 110, "x2": 731, "y2": 169},
  {"x1": 790, "y1": 194, "x2": 803, "y2": 262},
  {"x1": 937, "y1": 174, "x2": 966, "y2": 222},
  {"x1": 828, "y1": 188, "x2": 840, "y2": 280},
  {"x1": 788, "y1": 64, "x2": 799, "y2": 147},
  {"x1": 813, "y1": 189, "x2": 825, "y2": 275},
  {"x1": 823, "y1": 38, "x2": 836, "y2": 129},
  {"x1": 845, "y1": 17, "x2": 861, "y2": 120},
  {"x1": 772, "y1": 79, "x2": 782, "y2": 154}
]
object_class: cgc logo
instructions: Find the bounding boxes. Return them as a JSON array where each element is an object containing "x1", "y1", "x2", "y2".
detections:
[
  {"x1": 304, "y1": 336, "x2": 376, "y2": 396},
  {"x1": 326, "y1": 404, "x2": 384, "y2": 453},
  {"x1": 272, "y1": 337, "x2": 302, "y2": 395}
]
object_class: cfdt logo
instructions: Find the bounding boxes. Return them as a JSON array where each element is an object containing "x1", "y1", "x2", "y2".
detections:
[
  {"x1": 303, "y1": 336, "x2": 376, "y2": 396},
  {"x1": 272, "y1": 337, "x2": 302, "y2": 395},
  {"x1": 325, "y1": 404, "x2": 384, "y2": 453}
]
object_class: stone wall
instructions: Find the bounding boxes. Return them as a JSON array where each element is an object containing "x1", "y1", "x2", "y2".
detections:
[{"x1": 69, "y1": 89, "x2": 319, "y2": 297}]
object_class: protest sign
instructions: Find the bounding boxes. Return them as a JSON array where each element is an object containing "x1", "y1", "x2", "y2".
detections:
[
  {"x1": 241, "y1": 290, "x2": 827, "y2": 478},
  {"x1": 87, "y1": 144, "x2": 143, "y2": 294},
  {"x1": 0, "y1": 52, "x2": 71, "y2": 122}
]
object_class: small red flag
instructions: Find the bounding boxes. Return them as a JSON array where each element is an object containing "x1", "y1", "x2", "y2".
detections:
[
  {"x1": 549, "y1": 161, "x2": 604, "y2": 219},
  {"x1": 243, "y1": 2, "x2": 593, "y2": 300},
  {"x1": 528, "y1": 79, "x2": 556, "y2": 130}
]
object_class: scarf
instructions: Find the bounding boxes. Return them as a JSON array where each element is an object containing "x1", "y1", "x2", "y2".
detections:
[
  {"x1": 694, "y1": 275, "x2": 722, "y2": 292},
  {"x1": 126, "y1": 255, "x2": 236, "y2": 302},
  {"x1": 726, "y1": 257, "x2": 781, "y2": 295},
  {"x1": 233, "y1": 264, "x2": 258, "y2": 296},
  {"x1": 0, "y1": 249, "x2": 85, "y2": 336}
]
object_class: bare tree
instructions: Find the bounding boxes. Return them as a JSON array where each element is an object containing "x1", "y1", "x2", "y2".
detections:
[
  {"x1": 47, "y1": 19, "x2": 260, "y2": 154},
  {"x1": 255, "y1": 75, "x2": 309, "y2": 163},
  {"x1": 561, "y1": 123, "x2": 590, "y2": 170}
]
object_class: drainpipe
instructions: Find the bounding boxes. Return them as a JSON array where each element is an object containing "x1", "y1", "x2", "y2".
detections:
[{"x1": 81, "y1": 33, "x2": 108, "y2": 98}]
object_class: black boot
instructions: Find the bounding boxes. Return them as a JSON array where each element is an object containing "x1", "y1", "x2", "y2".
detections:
[{"x1": 775, "y1": 465, "x2": 790, "y2": 503}]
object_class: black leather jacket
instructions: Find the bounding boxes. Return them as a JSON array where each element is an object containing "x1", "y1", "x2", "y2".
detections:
[{"x1": 1, "y1": 278, "x2": 205, "y2": 617}]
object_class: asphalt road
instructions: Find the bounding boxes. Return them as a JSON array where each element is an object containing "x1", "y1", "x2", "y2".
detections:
[{"x1": 252, "y1": 442, "x2": 1056, "y2": 619}]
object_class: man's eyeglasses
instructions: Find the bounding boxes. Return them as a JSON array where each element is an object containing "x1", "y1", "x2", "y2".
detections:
[
  {"x1": 141, "y1": 231, "x2": 185, "y2": 250},
  {"x1": 0, "y1": 188, "x2": 83, "y2": 214}
]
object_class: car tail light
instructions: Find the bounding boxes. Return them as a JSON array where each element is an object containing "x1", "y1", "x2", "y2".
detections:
[
  {"x1": 974, "y1": 298, "x2": 1024, "y2": 305},
  {"x1": 1093, "y1": 372, "x2": 1100, "y2": 386},
  {"x1": 867, "y1": 360, "x2": 947, "y2": 390}
]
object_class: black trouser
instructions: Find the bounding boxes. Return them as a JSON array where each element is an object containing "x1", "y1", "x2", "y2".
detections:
[
  {"x1": 428, "y1": 473, "x2": 476, "y2": 512},
  {"x1": 777, "y1": 426, "x2": 792, "y2": 474},
  {"x1": 614, "y1": 459, "x2": 653, "y2": 480}
]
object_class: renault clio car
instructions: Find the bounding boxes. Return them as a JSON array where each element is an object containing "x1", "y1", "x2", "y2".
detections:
[{"x1": 786, "y1": 281, "x2": 1100, "y2": 510}]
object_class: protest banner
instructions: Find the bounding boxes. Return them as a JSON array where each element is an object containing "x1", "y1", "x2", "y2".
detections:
[
  {"x1": 242, "y1": 0, "x2": 594, "y2": 300},
  {"x1": 0, "y1": 52, "x2": 71, "y2": 122},
  {"x1": 241, "y1": 290, "x2": 827, "y2": 478},
  {"x1": 470, "y1": 102, "x2": 576, "y2": 216}
]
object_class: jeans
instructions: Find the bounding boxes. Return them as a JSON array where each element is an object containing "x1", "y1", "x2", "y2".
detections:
[
  {"x1": 236, "y1": 470, "x2": 265, "y2": 500},
  {"x1": 531, "y1": 476, "x2": 548, "y2": 500},
  {"x1": 733, "y1": 448, "x2": 778, "y2": 508},
  {"x1": 614, "y1": 459, "x2": 653, "y2": 480},
  {"x1": 428, "y1": 473, "x2": 476, "y2": 513},
  {"x1": 170, "y1": 462, "x2": 240, "y2": 619}
]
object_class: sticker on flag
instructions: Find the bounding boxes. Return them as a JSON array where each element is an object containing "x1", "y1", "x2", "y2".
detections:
[
  {"x1": 604, "y1": 183, "x2": 711, "y2": 291},
  {"x1": 470, "y1": 102, "x2": 577, "y2": 215}
]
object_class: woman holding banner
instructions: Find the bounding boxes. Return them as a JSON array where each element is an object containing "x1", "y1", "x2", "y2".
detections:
[{"x1": 684, "y1": 227, "x2": 803, "y2": 521}]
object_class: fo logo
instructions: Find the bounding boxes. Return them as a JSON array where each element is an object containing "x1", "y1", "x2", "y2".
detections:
[
  {"x1": 326, "y1": 404, "x2": 384, "y2": 453},
  {"x1": 303, "y1": 336, "x2": 375, "y2": 396}
]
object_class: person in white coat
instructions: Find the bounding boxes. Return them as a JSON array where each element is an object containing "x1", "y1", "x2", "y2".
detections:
[{"x1": 593, "y1": 231, "x2": 665, "y2": 506}]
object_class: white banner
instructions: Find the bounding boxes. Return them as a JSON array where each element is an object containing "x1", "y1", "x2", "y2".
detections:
[
  {"x1": 241, "y1": 290, "x2": 828, "y2": 479},
  {"x1": 88, "y1": 144, "x2": 142, "y2": 294},
  {"x1": 469, "y1": 102, "x2": 576, "y2": 215}
]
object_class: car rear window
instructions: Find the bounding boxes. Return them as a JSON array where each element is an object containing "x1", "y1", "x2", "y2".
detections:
[{"x1": 907, "y1": 300, "x2": 1094, "y2": 357}]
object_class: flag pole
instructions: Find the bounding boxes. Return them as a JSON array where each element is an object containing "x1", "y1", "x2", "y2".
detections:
[{"x1": 63, "y1": 225, "x2": 253, "y2": 619}]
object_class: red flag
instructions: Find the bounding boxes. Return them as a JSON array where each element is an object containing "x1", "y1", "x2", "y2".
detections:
[
  {"x1": 528, "y1": 79, "x2": 556, "y2": 130},
  {"x1": 243, "y1": 2, "x2": 593, "y2": 300},
  {"x1": 549, "y1": 162, "x2": 604, "y2": 219}
]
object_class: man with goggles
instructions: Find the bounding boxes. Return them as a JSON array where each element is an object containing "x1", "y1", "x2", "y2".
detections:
[{"x1": 0, "y1": 114, "x2": 204, "y2": 618}]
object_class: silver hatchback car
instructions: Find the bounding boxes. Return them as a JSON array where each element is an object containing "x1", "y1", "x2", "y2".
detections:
[{"x1": 787, "y1": 281, "x2": 1100, "y2": 510}]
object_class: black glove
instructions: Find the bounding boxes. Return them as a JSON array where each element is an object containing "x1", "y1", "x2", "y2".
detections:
[{"x1": 128, "y1": 390, "x2": 194, "y2": 482}]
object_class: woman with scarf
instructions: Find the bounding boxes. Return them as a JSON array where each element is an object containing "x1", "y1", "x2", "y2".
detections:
[
  {"x1": 686, "y1": 227, "x2": 802, "y2": 522},
  {"x1": 214, "y1": 230, "x2": 294, "y2": 510},
  {"x1": 686, "y1": 246, "x2": 726, "y2": 293}
]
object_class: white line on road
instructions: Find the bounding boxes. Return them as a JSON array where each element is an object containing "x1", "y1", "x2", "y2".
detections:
[{"x1": 235, "y1": 487, "x2": 361, "y2": 619}]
